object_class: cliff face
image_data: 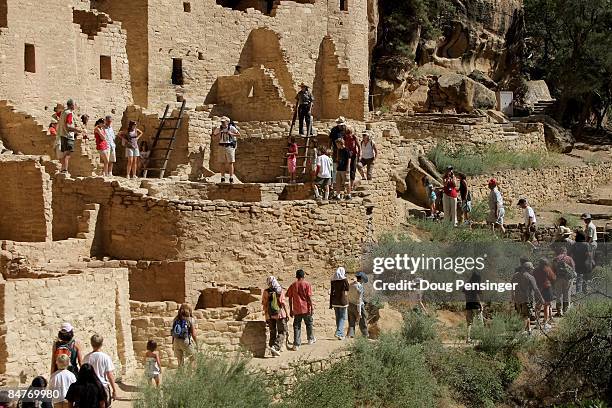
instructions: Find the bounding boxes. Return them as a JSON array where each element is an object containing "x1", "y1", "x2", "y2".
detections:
[{"x1": 371, "y1": 0, "x2": 525, "y2": 113}]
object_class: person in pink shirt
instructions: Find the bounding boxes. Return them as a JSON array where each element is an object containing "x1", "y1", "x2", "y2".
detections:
[
  {"x1": 286, "y1": 136, "x2": 298, "y2": 184},
  {"x1": 262, "y1": 276, "x2": 289, "y2": 357},
  {"x1": 442, "y1": 166, "x2": 458, "y2": 226},
  {"x1": 286, "y1": 269, "x2": 315, "y2": 351}
]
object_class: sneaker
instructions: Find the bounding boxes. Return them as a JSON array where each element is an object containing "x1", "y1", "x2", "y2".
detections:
[
  {"x1": 270, "y1": 347, "x2": 281, "y2": 357},
  {"x1": 229, "y1": 177, "x2": 234, "y2": 183},
  {"x1": 293, "y1": 345, "x2": 300, "y2": 351},
  {"x1": 335, "y1": 334, "x2": 344, "y2": 340},
  {"x1": 345, "y1": 194, "x2": 352, "y2": 200},
  {"x1": 308, "y1": 337, "x2": 316, "y2": 345},
  {"x1": 221, "y1": 177, "x2": 226, "y2": 183},
  {"x1": 543, "y1": 323, "x2": 552, "y2": 331}
]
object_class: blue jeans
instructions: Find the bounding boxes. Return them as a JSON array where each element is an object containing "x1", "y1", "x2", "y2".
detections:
[
  {"x1": 334, "y1": 307, "x2": 347, "y2": 338},
  {"x1": 293, "y1": 314, "x2": 314, "y2": 346}
]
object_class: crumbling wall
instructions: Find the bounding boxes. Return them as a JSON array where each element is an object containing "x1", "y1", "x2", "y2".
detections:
[
  {"x1": 0, "y1": 158, "x2": 52, "y2": 242},
  {"x1": 0, "y1": 268, "x2": 136, "y2": 385}
]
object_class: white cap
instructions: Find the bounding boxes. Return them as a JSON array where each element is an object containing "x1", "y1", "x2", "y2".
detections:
[{"x1": 60, "y1": 322, "x2": 74, "y2": 332}]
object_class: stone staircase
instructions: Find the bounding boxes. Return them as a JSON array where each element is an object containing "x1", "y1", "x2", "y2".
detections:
[{"x1": 533, "y1": 99, "x2": 556, "y2": 115}]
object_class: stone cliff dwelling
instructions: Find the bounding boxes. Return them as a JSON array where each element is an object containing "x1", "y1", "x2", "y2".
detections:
[{"x1": 0, "y1": 0, "x2": 610, "y2": 388}]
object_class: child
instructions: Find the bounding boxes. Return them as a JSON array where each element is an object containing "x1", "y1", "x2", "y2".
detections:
[
  {"x1": 422, "y1": 177, "x2": 436, "y2": 218},
  {"x1": 94, "y1": 118, "x2": 110, "y2": 177},
  {"x1": 139, "y1": 140, "x2": 150, "y2": 176},
  {"x1": 119, "y1": 121, "x2": 143, "y2": 179},
  {"x1": 48, "y1": 121, "x2": 57, "y2": 137},
  {"x1": 145, "y1": 339, "x2": 162, "y2": 387},
  {"x1": 308, "y1": 139, "x2": 318, "y2": 181},
  {"x1": 49, "y1": 354, "x2": 77, "y2": 406},
  {"x1": 286, "y1": 136, "x2": 298, "y2": 183},
  {"x1": 313, "y1": 147, "x2": 333, "y2": 201},
  {"x1": 334, "y1": 138, "x2": 351, "y2": 199}
]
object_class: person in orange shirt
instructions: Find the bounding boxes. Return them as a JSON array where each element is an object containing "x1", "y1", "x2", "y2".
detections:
[{"x1": 286, "y1": 269, "x2": 315, "y2": 351}]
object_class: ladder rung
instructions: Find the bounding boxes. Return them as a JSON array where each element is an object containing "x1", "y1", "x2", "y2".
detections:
[
  {"x1": 160, "y1": 117, "x2": 180, "y2": 120},
  {"x1": 159, "y1": 127, "x2": 179, "y2": 131},
  {"x1": 146, "y1": 158, "x2": 167, "y2": 161},
  {"x1": 145, "y1": 167, "x2": 167, "y2": 171},
  {"x1": 156, "y1": 137, "x2": 175, "y2": 140},
  {"x1": 152, "y1": 147, "x2": 174, "y2": 151}
]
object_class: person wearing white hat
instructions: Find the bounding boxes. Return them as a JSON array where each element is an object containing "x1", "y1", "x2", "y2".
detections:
[
  {"x1": 581, "y1": 213, "x2": 598, "y2": 250},
  {"x1": 51, "y1": 322, "x2": 84, "y2": 375},
  {"x1": 295, "y1": 83, "x2": 314, "y2": 136},
  {"x1": 212, "y1": 116, "x2": 240, "y2": 183}
]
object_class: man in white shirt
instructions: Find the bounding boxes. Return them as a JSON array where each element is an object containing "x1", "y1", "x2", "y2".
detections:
[
  {"x1": 313, "y1": 146, "x2": 333, "y2": 201},
  {"x1": 518, "y1": 198, "x2": 537, "y2": 243},
  {"x1": 357, "y1": 131, "x2": 378, "y2": 180},
  {"x1": 212, "y1": 117, "x2": 240, "y2": 183},
  {"x1": 50, "y1": 354, "x2": 77, "y2": 405},
  {"x1": 84, "y1": 334, "x2": 118, "y2": 405},
  {"x1": 104, "y1": 115, "x2": 117, "y2": 176},
  {"x1": 581, "y1": 213, "x2": 598, "y2": 249}
]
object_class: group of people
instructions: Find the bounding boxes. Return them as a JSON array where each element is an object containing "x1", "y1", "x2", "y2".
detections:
[
  {"x1": 49, "y1": 99, "x2": 150, "y2": 178},
  {"x1": 423, "y1": 166, "x2": 473, "y2": 226},
  {"x1": 261, "y1": 267, "x2": 370, "y2": 357}
]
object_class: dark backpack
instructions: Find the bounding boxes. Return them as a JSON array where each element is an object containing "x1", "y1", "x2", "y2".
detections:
[
  {"x1": 171, "y1": 318, "x2": 191, "y2": 340},
  {"x1": 553, "y1": 258, "x2": 576, "y2": 280},
  {"x1": 268, "y1": 289, "x2": 281, "y2": 315}
]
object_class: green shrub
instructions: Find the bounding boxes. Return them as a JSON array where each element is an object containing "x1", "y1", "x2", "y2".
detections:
[
  {"x1": 470, "y1": 313, "x2": 526, "y2": 356},
  {"x1": 402, "y1": 310, "x2": 438, "y2": 345},
  {"x1": 412, "y1": 218, "x2": 501, "y2": 242},
  {"x1": 282, "y1": 336, "x2": 438, "y2": 408},
  {"x1": 427, "y1": 144, "x2": 559, "y2": 176},
  {"x1": 500, "y1": 353, "x2": 522, "y2": 387},
  {"x1": 429, "y1": 349, "x2": 505, "y2": 408},
  {"x1": 136, "y1": 353, "x2": 272, "y2": 408}
]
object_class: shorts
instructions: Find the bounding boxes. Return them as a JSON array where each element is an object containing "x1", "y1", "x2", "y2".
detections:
[
  {"x1": 428, "y1": 193, "x2": 436, "y2": 206},
  {"x1": 541, "y1": 286, "x2": 553, "y2": 303},
  {"x1": 462, "y1": 200, "x2": 472, "y2": 212},
  {"x1": 98, "y1": 148, "x2": 110, "y2": 156},
  {"x1": 523, "y1": 224, "x2": 537, "y2": 241},
  {"x1": 108, "y1": 145, "x2": 117, "y2": 162},
  {"x1": 489, "y1": 207, "x2": 505, "y2": 225},
  {"x1": 315, "y1": 177, "x2": 331, "y2": 187},
  {"x1": 515, "y1": 302, "x2": 531, "y2": 318},
  {"x1": 173, "y1": 338, "x2": 195, "y2": 365},
  {"x1": 60, "y1": 137, "x2": 75, "y2": 153},
  {"x1": 359, "y1": 157, "x2": 374, "y2": 167},
  {"x1": 349, "y1": 153, "x2": 357, "y2": 181},
  {"x1": 56, "y1": 145, "x2": 65, "y2": 160},
  {"x1": 466, "y1": 307, "x2": 482, "y2": 325},
  {"x1": 125, "y1": 147, "x2": 140, "y2": 157},
  {"x1": 336, "y1": 170, "x2": 349, "y2": 188},
  {"x1": 222, "y1": 146, "x2": 236, "y2": 163}
]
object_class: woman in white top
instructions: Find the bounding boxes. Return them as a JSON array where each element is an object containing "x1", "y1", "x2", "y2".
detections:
[{"x1": 357, "y1": 131, "x2": 377, "y2": 180}]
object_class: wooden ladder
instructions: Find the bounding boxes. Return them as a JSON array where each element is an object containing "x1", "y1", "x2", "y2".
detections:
[
  {"x1": 278, "y1": 104, "x2": 314, "y2": 183},
  {"x1": 143, "y1": 100, "x2": 186, "y2": 178}
]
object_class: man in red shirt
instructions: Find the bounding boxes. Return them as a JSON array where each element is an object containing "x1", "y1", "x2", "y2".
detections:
[{"x1": 286, "y1": 269, "x2": 315, "y2": 350}]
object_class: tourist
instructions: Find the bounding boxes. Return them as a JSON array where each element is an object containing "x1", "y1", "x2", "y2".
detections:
[
  {"x1": 422, "y1": 177, "x2": 436, "y2": 218},
  {"x1": 552, "y1": 246, "x2": 576, "y2": 317},
  {"x1": 457, "y1": 173, "x2": 472, "y2": 224},
  {"x1": 50, "y1": 354, "x2": 77, "y2": 407},
  {"x1": 286, "y1": 269, "x2": 315, "y2": 351},
  {"x1": 487, "y1": 178, "x2": 505, "y2": 233},
  {"x1": 139, "y1": 140, "x2": 150, "y2": 176},
  {"x1": 357, "y1": 131, "x2": 377, "y2": 181},
  {"x1": 334, "y1": 138, "x2": 351, "y2": 199},
  {"x1": 56, "y1": 99, "x2": 82, "y2": 174},
  {"x1": 83, "y1": 334, "x2": 118, "y2": 405},
  {"x1": 80, "y1": 114, "x2": 90, "y2": 140},
  {"x1": 94, "y1": 118, "x2": 110, "y2": 177},
  {"x1": 262, "y1": 276, "x2": 289, "y2": 357},
  {"x1": 51, "y1": 322, "x2": 84, "y2": 375},
  {"x1": 511, "y1": 262, "x2": 543, "y2": 334},
  {"x1": 308, "y1": 138, "x2": 319, "y2": 181},
  {"x1": 286, "y1": 135, "x2": 299, "y2": 184},
  {"x1": 533, "y1": 258, "x2": 556, "y2": 329},
  {"x1": 213, "y1": 117, "x2": 239, "y2": 183},
  {"x1": 65, "y1": 363, "x2": 108, "y2": 408},
  {"x1": 313, "y1": 146, "x2": 333, "y2": 201},
  {"x1": 104, "y1": 115, "x2": 117, "y2": 176},
  {"x1": 442, "y1": 166, "x2": 458, "y2": 226},
  {"x1": 464, "y1": 271, "x2": 483, "y2": 343},
  {"x1": 144, "y1": 340, "x2": 162, "y2": 387},
  {"x1": 343, "y1": 127, "x2": 360, "y2": 192},
  {"x1": 581, "y1": 213, "x2": 598, "y2": 250},
  {"x1": 171, "y1": 303, "x2": 198, "y2": 366},
  {"x1": 572, "y1": 230, "x2": 594, "y2": 294},
  {"x1": 48, "y1": 120, "x2": 57, "y2": 137},
  {"x1": 518, "y1": 198, "x2": 538, "y2": 243},
  {"x1": 19, "y1": 376, "x2": 52, "y2": 408},
  {"x1": 118, "y1": 121, "x2": 142, "y2": 179},
  {"x1": 328, "y1": 117, "x2": 346, "y2": 156},
  {"x1": 330, "y1": 267, "x2": 350, "y2": 340},
  {"x1": 295, "y1": 83, "x2": 314, "y2": 136},
  {"x1": 554, "y1": 217, "x2": 574, "y2": 243},
  {"x1": 347, "y1": 272, "x2": 369, "y2": 338}
]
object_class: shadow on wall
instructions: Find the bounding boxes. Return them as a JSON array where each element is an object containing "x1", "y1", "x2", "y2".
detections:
[{"x1": 313, "y1": 36, "x2": 365, "y2": 120}]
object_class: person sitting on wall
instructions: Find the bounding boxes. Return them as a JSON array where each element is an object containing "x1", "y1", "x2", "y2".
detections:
[
  {"x1": 56, "y1": 99, "x2": 82, "y2": 175},
  {"x1": 212, "y1": 116, "x2": 240, "y2": 183},
  {"x1": 295, "y1": 83, "x2": 314, "y2": 136}
]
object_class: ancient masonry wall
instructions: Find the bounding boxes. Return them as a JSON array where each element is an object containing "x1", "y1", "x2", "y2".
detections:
[
  {"x1": 0, "y1": 268, "x2": 136, "y2": 385},
  {"x1": 0, "y1": 0, "x2": 133, "y2": 123},
  {"x1": 0, "y1": 158, "x2": 53, "y2": 242}
]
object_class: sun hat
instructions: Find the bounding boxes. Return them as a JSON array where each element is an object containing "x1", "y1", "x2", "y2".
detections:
[
  {"x1": 336, "y1": 116, "x2": 346, "y2": 125},
  {"x1": 60, "y1": 322, "x2": 74, "y2": 332}
]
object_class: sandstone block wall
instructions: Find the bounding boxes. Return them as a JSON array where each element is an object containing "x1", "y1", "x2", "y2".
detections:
[
  {"x1": 0, "y1": 158, "x2": 52, "y2": 242},
  {"x1": 0, "y1": 0, "x2": 132, "y2": 124},
  {"x1": 0, "y1": 268, "x2": 136, "y2": 384}
]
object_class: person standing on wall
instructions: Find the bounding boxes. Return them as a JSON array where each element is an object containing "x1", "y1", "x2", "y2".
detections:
[
  {"x1": 118, "y1": 121, "x2": 143, "y2": 179},
  {"x1": 518, "y1": 198, "x2": 538, "y2": 244},
  {"x1": 295, "y1": 83, "x2": 314, "y2": 136},
  {"x1": 171, "y1": 303, "x2": 198, "y2": 367},
  {"x1": 104, "y1": 115, "x2": 117, "y2": 177},
  {"x1": 262, "y1": 276, "x2": 289, "y2": 357},
  {"x1": 357, "y1": 131, "x2": 377, "y2": 181},
  {"x1": 330, "y1": 267, "x2": 350, "y2": 340},
  {"x1": 343, "y1": 127, "x2": 360, "y2": 196},
  {"x1": 213, "y1": 117, "x2": 240, "y2": 183},
  {"x1": 487, "y1": 178, "x2": 506, "y2": 233},
  {"x1": 56, "y1": 99, "x2": 82, "y2": 175},
  {"x1": 581, "y1": 213, "x2": 598, "y2": 251},
  {"x1": 457, "y1": 173, "x2": 472, "y2": 224},
  {"x1": 442, "y1": 166, "x2": 458, "y2": 226},
  {"x1": 347, "y1": 272, "x2": 369, "y2": 338},
  {"x1": 286, "y1": 269, "x2": 316, "y2": 351}
]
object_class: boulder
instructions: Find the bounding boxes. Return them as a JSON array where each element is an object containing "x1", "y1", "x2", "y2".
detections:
[
  {"x1": 468, "y1": 69, "x2": 498, "y2": 89},
  {"x1": 515, "y1": 114, "x2": 574, "y2": 153},
  {"x1": 436, "y1": 73, "x2": 496, "y2": 112}
]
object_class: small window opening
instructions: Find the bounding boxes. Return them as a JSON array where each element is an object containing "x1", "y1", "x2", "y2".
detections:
[
  {"x1": 172, "y1": 58, "x2": 184, "y2": 85},
  {"x1": 24, "y1": 43, "x2": 35, "y2": 73},
  {"x1": 340, "y1": 0, "x2": 348, "y2": 11},
  {"x1": 100, "y1": 55, "x2": 112, "y2": 80},
  {"x1": 183, "y1": 2, "x2": 191, "y2": 12}
]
